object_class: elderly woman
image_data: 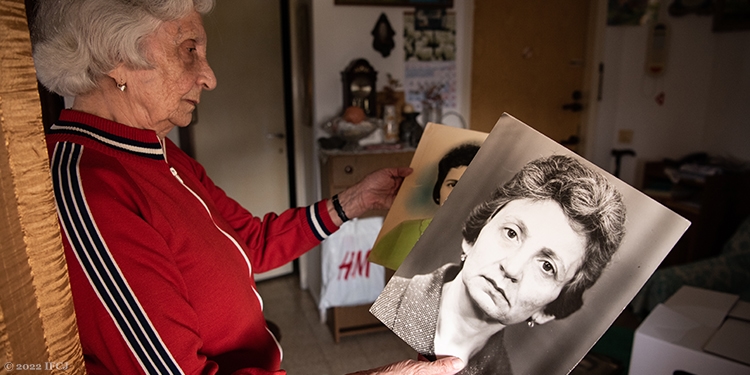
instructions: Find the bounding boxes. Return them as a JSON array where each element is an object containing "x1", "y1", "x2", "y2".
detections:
[
  {"x1": 371, "y1": 143, "x2": 480, "y2": 270},
  {"x1": 371, "y1": 155, "x2": 626, "y2": 374},
  {"x1": 31, "y1": 1, "x2": 463, "y2": 374}
]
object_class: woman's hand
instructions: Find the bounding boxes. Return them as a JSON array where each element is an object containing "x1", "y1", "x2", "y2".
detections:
[
  {"x1": 347, "y1": 357, "x2": 464, "y2": 375},
  {"x1": 329, "y1": 167, "x2": 412, "y2": 226}
]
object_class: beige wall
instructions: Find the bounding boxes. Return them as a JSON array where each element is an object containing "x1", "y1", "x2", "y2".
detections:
[{"x1": 590, "y1": 15, "x2": 750, "y2": 186}]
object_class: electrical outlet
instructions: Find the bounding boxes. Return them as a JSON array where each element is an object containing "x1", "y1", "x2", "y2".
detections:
[{"x1": 618, "y1": 129, "x2": 634, "y2": 144}]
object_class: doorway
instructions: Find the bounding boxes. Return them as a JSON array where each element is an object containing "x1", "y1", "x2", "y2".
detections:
[{"x1": 196, "y1": 0, "x2": 298, "y2": 280}]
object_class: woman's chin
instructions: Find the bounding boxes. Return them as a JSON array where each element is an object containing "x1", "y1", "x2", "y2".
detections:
[
  {"x1": 466, "y1": 296, "x2": 509, "y2": 324},
  {"x1": 170, "y1": 115, "x2": 193, "y2": 128}
]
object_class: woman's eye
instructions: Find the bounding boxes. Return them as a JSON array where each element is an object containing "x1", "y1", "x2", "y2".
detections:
[
  {"x1": 182, "y1": 40, "x2": 198, "y2": 54},
  {"x1": 504, "y1": 228, "x2": 517, "y2": 240},
  {"x1": 541, "y1": 260, "x2": 556, "y2": 275}
]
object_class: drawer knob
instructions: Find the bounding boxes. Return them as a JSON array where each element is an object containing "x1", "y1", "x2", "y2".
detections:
[{"x1": 344, "y1": 165, "x2": 354, "y2": 174}]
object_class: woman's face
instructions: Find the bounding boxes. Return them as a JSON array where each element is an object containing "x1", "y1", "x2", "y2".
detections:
[
  {"x1": 460, "y1": 198, "x2": 586, "y2": 325},
  {"x1": 117, "y1": 10, "x2": 216, "y2": 137},
  {"x1": 438, "y1": 166, "x2": 467, "y2": 205}
]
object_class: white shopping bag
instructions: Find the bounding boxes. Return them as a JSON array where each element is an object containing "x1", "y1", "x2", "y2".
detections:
[{"x1": 318, "y1": 217, "x2": 385, "y2": 320}]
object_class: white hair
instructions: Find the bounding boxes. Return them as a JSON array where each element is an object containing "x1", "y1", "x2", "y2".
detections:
[{"x1": 31, "y1": 0, "x2": 215, "y2": 97}]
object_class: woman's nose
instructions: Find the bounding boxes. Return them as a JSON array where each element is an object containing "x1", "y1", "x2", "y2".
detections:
[
  {"x1": 199, "y1": 59, "x2": 217, "y2": 90},
  {"x1": 499, "y1": 254, "x2": 525, "y2": 283}
]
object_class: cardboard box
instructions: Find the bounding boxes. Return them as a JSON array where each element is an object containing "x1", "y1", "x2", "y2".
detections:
[{"x1": 629, "y1": 286, "x2": 750, "y2": 375}]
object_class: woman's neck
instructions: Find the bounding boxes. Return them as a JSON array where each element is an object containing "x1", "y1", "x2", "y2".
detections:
[
  {"x1": 434, "y1": 274, "x2": 505, "y2": 363},
  {"x1": 72, "y1": 83, "x2": 169, "y2": 139}
]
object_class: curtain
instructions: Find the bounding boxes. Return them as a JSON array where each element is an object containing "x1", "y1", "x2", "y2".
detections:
[{"x1": 0, "y1": 0, "x2": 85, "y2": 373}]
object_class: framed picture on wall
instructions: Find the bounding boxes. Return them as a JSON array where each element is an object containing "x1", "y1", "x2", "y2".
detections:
[{"x1": 334, "y1": 0, "x2": 453, "y2": 7}]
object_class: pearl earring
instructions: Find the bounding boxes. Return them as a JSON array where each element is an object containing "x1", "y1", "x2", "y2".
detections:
[
  {"x1": 460, "y1": 252, "x2": 467, "y2": 262},
  {"x1": 527, "y1": 319, "x2": 535, "y2": 328},
  {"x1": 117, "y1": 82, "x2": 127, "y2": 91}
]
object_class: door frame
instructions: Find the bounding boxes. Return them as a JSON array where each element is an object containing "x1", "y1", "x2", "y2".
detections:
[{"x1": 579, "y1": 0, "x2": 607, "y2": 162}]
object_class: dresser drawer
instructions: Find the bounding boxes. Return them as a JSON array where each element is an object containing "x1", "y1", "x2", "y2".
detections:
[
  {"x1": 322, "y1": 151, "x2": 415, "y2": 196},
  {"x1": 328, "y1": 156, "x2": 363, "y2": 188}
]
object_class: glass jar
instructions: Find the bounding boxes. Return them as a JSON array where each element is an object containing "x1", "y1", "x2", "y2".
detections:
[
  {"x1": 421, "y1": 101, "x2": 443, "y2": 126},
  {"x1": 383, "y1": 104, "x2": 399, "y2": 144}
]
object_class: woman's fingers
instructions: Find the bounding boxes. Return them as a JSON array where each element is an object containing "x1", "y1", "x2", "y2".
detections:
[
  {"x1": 347, "y1": 357, "x2": 464, "y2": 375},
  {"x1": 337, "y1": 167, "x2": 413, "y2": 220}
]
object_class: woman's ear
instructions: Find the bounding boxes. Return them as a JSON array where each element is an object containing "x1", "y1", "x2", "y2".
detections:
[
  {"x1": 531, "y1": 311, "x2": 555, "y2": 325},
  {"x1": 460, "y1": 239, "x2": 474, "y2": 259},
  {"x1": 107, "y1": 64, "x2": 127, "y2": 87}
]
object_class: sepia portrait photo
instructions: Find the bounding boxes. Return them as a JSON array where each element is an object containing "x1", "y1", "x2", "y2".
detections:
[
  {"x1": 370, "y1": 114, "x2": 690, "y2": 374},
  {"x1": 369, "y1": 123, "x2": 488, "y2": 271}
]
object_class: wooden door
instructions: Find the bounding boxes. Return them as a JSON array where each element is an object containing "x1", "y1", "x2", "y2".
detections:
[{"x1": 470, "y1": 0, "x2": 592, "y2": 152}]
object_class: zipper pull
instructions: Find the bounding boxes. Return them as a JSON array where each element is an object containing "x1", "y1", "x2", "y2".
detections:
[{"x1": 170, "y1": 167, "x2": 184, "y2": 184}]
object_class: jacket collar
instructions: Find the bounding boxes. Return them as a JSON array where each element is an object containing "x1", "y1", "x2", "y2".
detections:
[{"x1": 49, "y1": 110, "x2": 164, "y2": 160}]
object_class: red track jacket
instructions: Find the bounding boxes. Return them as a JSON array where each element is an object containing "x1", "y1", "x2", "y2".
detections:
[{"x1": 47, "y1": 110, "x2": 338, "y2": 374}]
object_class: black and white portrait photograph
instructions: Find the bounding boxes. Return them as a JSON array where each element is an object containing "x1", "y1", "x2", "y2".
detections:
[{"x1": 371, "y1": 113, "x2": 691, "y2": 374}]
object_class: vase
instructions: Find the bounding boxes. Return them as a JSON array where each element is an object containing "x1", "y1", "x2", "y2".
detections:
[
  {"x1": 399, "y1": 112, "x2": 423, "y2": 147},
  {"x1": 421, "y1": 101, "x2": 443, "y2": 126}
]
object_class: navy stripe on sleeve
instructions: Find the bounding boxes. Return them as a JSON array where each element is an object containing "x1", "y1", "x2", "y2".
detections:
[{"x1": 306, "y1": 202, "x2": 332, "y2": 241}]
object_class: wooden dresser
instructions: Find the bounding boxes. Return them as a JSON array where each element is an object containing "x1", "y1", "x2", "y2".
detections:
[{"x1": 319, "y1": 148, "x2": 414, "y2": 342}]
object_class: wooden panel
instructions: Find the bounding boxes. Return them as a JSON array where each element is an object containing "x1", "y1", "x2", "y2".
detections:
[{"x1": 470, "y1": 0, "x2": 591, "y2": 150}]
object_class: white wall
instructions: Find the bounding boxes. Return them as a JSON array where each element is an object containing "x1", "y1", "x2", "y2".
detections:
[
  {"x1": 311, "y1": 1, "x2": 474, "y2": 138},
  {"x1": 590, "y1": 15, "x2": 750, "y2": 186},
  {"x1": 303, "y1": 1, "x2": 473, "y2": 298}
]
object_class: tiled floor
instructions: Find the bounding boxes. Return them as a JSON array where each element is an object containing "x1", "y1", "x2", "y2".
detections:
[{"x1": 257, "y1": 274, "x2": 417, "y2": 375}]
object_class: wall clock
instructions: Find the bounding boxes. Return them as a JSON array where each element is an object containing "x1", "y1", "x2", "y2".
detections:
[{"x1": 341, "y1": 59, "x2": 378, "y2": 117}]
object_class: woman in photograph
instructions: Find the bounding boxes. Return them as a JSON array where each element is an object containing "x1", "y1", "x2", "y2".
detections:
[
  {"x1": 372, "y1": 143, "x2": 481, "y2": 270},
  {"x1": 372, "y1": 155, "x2": 627, "y2": 374}
]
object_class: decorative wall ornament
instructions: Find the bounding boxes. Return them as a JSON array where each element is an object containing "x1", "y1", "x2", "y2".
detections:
[{"x1": 372, "y1": 13, "x2": 395, "y2": 57}]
